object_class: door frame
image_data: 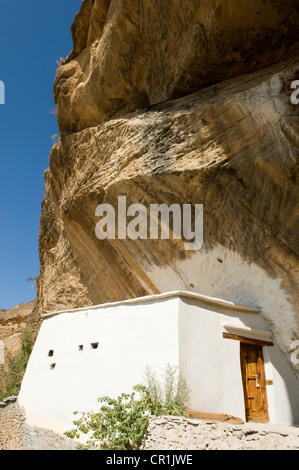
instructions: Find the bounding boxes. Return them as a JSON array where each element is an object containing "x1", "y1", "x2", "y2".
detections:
[
  {"x1": 240, "y1": 342, "x2": 269, "y2": 423},
  {"x1": 223, "y1": 332, "x2": 273, "y2": 423}
]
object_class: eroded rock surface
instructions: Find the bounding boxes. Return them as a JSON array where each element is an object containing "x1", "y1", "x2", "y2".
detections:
[
  {"x1": 39, "y1": 53, "x2": 299, "y2": 372},
  {"x1": 0, "y1": 301, "x2": 35, "y2": 360},
  {"x1": 54, "y1": 0, "x2": 299, "y2": 135},
  {"x1": 37, "y1": 1, "x2": 299, "y2": 375}
]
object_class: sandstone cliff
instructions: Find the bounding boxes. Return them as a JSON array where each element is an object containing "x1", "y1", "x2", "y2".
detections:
[
  {"x1": 38, "y1": 1, "x2": 299, "y2": 372},
  {"x1": 0, "y1": 301, "x2": 35, "y2": 363},
  {"x1": 54, "y1": 0, "x2": 299, "y2": 135}
]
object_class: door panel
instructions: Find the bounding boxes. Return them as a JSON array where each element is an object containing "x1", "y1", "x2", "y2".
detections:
[{"x1": 240, "y1": 343, "x2": 269, "y2": 423}]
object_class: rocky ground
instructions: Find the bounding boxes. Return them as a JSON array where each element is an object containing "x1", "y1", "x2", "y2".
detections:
[
  {"x1": 0, "y1": 400, "x2": 77, "y2": 451},
  {"x1": 0, "y1": 400, "x2": 298, "y2": 451}
]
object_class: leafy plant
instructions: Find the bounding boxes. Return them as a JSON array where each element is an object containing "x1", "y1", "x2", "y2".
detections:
[
  {"x1": 27, "y1": 276, "x2": 38, "y2": 289},
  {"x1": 0, "y1": 326, "x2": 33, "y2": 401},
  {"x1": 56, "y1": 57, "x2": 65, "y2": 67},
  {"x1": 65, "y1": 364, "x2": 190, "y2": 450},
  {"x1": 65, "y1": 385, "x2": 151, "y2": 450},
  {"x1": 51, "y1": 134, "x2": 61, "y2": 145},
  {"x1": 143, "y1": 364, "x2": 190, "y2": 417}
]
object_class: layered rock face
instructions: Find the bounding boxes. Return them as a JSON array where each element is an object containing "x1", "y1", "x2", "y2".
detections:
[
  {"x1": 0, "y1": 302, "x2": 35, "y2": 367},
  {"x1": 54, "y1": 0, "x2": 299, "y2": 135},
  {"x1": 38, "y1": 1, "x2": 299, "y2": 372}
]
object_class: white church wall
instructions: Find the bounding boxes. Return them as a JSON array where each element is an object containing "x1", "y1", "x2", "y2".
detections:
[
  {"x1": 178, "y1": 297, "x2": 299, "y2": 425},
  {"x1": 18, "y1": 292, "x2": 299, "y2": 435},
  {"x1": 146, "y1": 245, "x2": 298, "y2": 371},
  {"x1": 19, "y1": 297, "x2": 180, "y2": 435},
  {"x1": 178, "y1": 298, "x2": 264, "y2": 422},
  {"x1": 264, "y1": 346, "x2": 299, "y2": 425}
]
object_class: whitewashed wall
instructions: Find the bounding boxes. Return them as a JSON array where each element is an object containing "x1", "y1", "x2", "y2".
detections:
[
  {"x1": 19, "y1": 297, "x2": 180, "y2": 434},
  {"x1": 178, "y1": 297, "x2": 299, "y2": 425},
  {"x1": 18, "y1": 292, "x2": 299, "y2": 435}
]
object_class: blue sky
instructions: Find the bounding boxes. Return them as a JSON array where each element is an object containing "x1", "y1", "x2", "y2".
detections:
[{"x1": 0, "y1": 0, "x2": 83, "y2": 309}]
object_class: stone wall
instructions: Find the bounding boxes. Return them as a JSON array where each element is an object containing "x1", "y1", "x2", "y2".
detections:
[
  {"x1": 141, "y1": 416, "x2": 299, "y2": 450},
  {"x1": 0, "y1": 402, "x2": 299, "y2": 450},
  {"x1": 0, "y1": 401, "x2": 77, "y2": 451}
]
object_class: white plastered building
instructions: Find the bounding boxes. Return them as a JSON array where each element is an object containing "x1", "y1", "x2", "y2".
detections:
[{"x1": 18, "y1": 291, "x2": 299, "y2": 435}]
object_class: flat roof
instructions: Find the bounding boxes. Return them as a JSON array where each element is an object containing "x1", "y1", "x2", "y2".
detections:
[{"x1": 42, "y1": 290, "x2": 260, "y2": 319}]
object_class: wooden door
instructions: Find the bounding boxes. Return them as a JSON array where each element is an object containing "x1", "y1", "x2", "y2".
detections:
[{"x1": 240, "y1": 343, "x2": 269, "y2": 423}]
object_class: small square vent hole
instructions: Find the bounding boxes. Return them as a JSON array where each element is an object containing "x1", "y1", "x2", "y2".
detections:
[
  {"x1": 91, "y1": 342, "x2": 99, "y2": 350},
  {"x1": 48, "y1": 350, "x2": 54, "y2": 357}
]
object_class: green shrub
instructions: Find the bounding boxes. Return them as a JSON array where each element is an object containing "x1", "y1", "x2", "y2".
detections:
[
  {"x1": 143, "y1": 364, "x2": 190, "y2": 417},
  {"x1": 65, "y1": 385, "x2": 151, "y2": 450},
  {"x1": 56, "y1": 57, "x2": 65, "y2": 67},
  {"x1": 0, "y1": 326, "x2": 33, "y2": 401},
  {"x1": 65, "y1": 364, "x2": 190, "y2": 450}
]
